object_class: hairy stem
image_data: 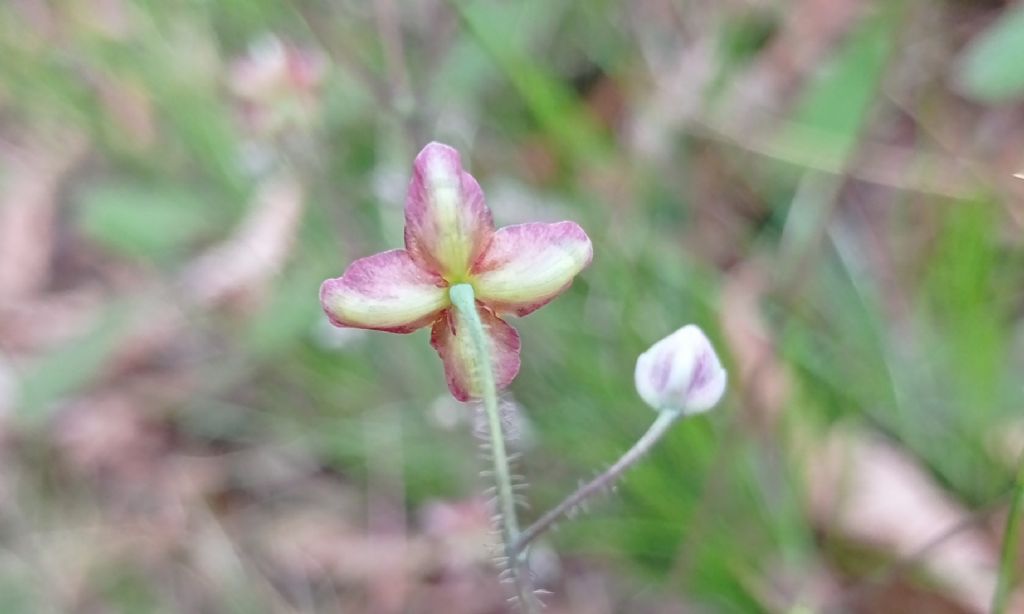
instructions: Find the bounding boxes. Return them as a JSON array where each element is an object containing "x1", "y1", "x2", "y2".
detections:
[
  {"x1": 448, "y1": 284, "x2": 536, "y2": 611},
  {"x1": 513, "y1": 408, "x2": 681, "y2": 555},
  {"x1": 993, "y1": 454, "x2": 1024, "y2": 614}
]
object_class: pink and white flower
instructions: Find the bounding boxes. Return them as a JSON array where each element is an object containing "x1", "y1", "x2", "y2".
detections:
[
  {"x1": 320, "y1": 142, "x2": 593, "y2": 401},
  {"x1": 634, "y1": 325, "x2": 727, "y2": 414}
]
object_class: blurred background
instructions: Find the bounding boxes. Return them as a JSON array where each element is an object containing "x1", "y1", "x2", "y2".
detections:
[{"x1": 1, "y1": 0, "x2": 1023, "y2": 612}]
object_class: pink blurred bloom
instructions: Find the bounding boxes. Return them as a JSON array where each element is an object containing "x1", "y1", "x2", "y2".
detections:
[
  {"x1": 228, "y1": 35, "x2": 326, "y2": 135},
  {"x1": 320, "y1": 142, "x2": 592, "y2": 401}
]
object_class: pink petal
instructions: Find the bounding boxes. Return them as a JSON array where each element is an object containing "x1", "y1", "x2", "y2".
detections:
[
  {"x1": 429, "y1": 304, "x2": 521, "y2": 401},
  {"x1": 404, "y1": 142, "x2": 494, "y2": 280},
  {"x1": 470, "y1": 221, "x2": 593, "y2": 316},
  {"x1": 320, "y1": 249, "x2": 448, "y2": 333}
]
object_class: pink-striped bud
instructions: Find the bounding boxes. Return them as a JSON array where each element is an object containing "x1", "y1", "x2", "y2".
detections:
[{"x1": 634, "y1": 325, "x2": 727, "y2": 414}]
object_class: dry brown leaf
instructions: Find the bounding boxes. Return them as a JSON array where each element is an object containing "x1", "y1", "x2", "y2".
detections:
[
  {"x1": 53, "y1": 391, "x2": 166, "y2": 479},
  {"x1": 0, "y1": 288, "x2": 104, "y2": 353},
  {"x1": 419, "y1": 497, "x2": 497, "y2": 572},
  {"x1": 181, "y1": 173, "x2": 304, "y2": 309},
  {"x1": 263, "y1": 510, "x2": 427, "y2": 584},
  {"x1": 807, "y1": 425, "x2": 1023, "y2": 613},
  {"x1": 719, "y1": 259, "x2": 790, "y2": 428},
  {"x1": 0, "y1": 132, "x2": 88, "y2": 300}
]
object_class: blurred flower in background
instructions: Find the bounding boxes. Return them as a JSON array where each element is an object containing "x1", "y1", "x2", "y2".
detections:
[{"x1": 228, "y1": 34, "x2": 327, "y2": 140}]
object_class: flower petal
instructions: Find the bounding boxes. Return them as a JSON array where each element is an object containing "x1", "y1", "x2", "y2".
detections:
[
  {"x1": 471, "y1": 221, "x2": 593, "y2": 316},
  {"x1": 320, "y1": 249, "x2": 448, "y2": 333},
  {"x1": 404, "y1": 142, "x2": 494, "y2": 279},
  {"x1": 429, "y1": 303, "x2": 521, "y2": 401}
]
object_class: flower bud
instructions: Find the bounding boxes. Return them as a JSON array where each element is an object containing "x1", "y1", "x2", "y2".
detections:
[{"x1": 634, "y1": 324, "x2": 727, "y2": 414}]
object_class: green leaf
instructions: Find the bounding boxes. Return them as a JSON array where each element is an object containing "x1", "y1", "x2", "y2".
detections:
[
  {"x1": 17, "y1": 302, "x2": 136, "y2": 421},
  {"x1": 77, "y1": 181, "x2": 219, "y2": 262},
  {"x1": 957, "y1": 4, "x2": 1024, "y2": 103},
  {"x1": 449, "y1": 0, "x2": 610, "y2": 165},
  {"x1": 775, "y1": 9, "x2": 899, "y2": 170}
]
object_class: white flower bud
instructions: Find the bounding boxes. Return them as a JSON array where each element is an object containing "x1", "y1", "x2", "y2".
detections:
[{"x1": 634, "y1": 325, "x2": 727, "y2": 414}]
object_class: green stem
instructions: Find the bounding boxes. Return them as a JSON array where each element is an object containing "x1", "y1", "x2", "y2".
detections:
[
  {"x1": 448, "y1": 284, "x2": 536, "y2": 612},
  {"x1": 993, "y1": 455, "x2": 1024, "y2": 614},
  {"x1": 513, "y1": 408, "x2": 681, "y2": 555}
]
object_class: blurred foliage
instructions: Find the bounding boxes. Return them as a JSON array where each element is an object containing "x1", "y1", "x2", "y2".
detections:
[
  {"x1": 956, "y1": 2, "x2": 1024, "y2": 103},
  {"x1": 0, "y1": 0, "x2": 1022, "y2": 612}
]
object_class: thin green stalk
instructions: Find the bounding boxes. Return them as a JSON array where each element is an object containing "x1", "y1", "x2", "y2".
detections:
[
  {"x1": 448, "y1": 284, "x2": 536, "y2": 612},
  {"x1": 513, "y1": 408, "x2": 681, "y2": 555},
  {"x1": 993, "y1": 455, "x2": 1024, "y2": 613}
]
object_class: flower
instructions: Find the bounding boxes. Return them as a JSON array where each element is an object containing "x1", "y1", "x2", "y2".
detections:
[
  {"x1": 228, "y1": 34, "x2": 327, "y2": 137},
  {"x1": 320, "y1": 142, "x2": 593, "y2": 401},
  {"x1": 634, "y1": 325, "x2": 727, "y2": 414}
]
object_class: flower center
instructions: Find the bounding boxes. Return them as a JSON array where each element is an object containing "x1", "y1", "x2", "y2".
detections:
[{"x1": 443, "y1": 272, "x2": 473, "y2": 288}]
